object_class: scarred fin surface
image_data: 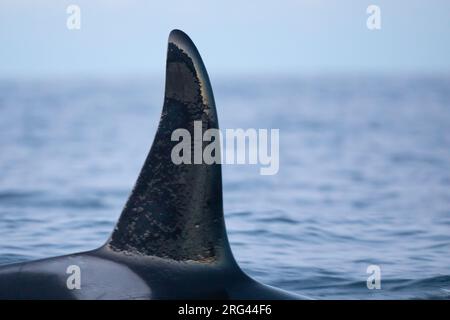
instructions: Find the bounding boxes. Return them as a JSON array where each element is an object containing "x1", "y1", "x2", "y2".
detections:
[{"x1": 106, "y1": 30, "x2": 234, "y2": 264}]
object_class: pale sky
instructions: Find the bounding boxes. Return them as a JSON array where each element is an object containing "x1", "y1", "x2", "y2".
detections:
[{"x1": 1, "y1": 0, "x2": 449, "y2": 77}]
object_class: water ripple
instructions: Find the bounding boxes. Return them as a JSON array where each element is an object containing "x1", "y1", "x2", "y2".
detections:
[{"x1": 1, "y1": 76, "x2": 450, "y2": 299}]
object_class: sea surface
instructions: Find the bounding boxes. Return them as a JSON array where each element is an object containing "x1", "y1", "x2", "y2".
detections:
[{"x1": 0, "y1": 75, "x2": 449, "y2": 299}]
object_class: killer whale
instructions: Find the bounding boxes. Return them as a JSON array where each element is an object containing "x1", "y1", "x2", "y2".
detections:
[{"x1": 0, "y1": 30, "x2": 306, "y2": 300}]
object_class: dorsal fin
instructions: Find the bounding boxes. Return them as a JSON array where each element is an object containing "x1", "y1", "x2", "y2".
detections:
[{"x1": 106, "y1": 30, "x2": 234, "y2": 264}]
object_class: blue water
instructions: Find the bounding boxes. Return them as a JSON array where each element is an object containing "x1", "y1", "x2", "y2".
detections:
[{"x1": 0, "y1": 75, "x2": 449, "y2": 299}]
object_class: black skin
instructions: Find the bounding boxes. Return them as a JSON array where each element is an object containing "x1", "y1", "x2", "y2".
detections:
[{"x1": 0, "y1": 30, "x2": 307, "y2": 300}]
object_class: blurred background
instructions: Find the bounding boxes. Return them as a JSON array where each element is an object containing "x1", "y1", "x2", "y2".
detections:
[{"x1": 0, "y1": 0, "x2": 449, "y2": 299}]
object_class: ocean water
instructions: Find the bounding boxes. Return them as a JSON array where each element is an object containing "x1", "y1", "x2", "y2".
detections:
[{"x1": 0, "y1": 75, "x2": 449, "y2": 299}]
